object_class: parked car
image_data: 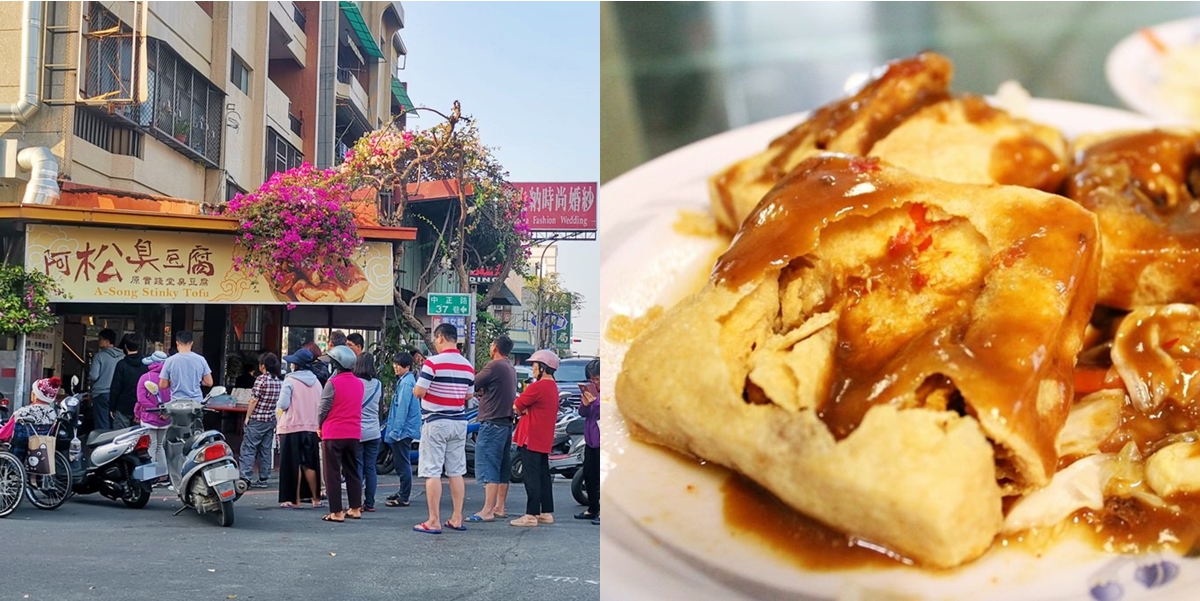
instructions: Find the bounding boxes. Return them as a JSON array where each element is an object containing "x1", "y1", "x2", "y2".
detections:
[
  {"x1": 553, "y1": 357, "x2": 595, "y2": 409},
  {"x1": 515, "y1": 365, "x2": 533, "y2": 393}
]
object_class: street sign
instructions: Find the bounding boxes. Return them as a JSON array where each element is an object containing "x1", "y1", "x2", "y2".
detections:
[
  {"x1": 431, "y1": 315, "x2": 468, "y2": 336},
  {"x1": 554, "y1": 312, "x2": 572, "y2": 350},
  {"x1": 428, "y1": 293, "x2": 471, "y2": 316}
]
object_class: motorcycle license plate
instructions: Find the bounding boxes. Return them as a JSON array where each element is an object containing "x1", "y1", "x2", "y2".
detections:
[
  {"x1": 213, "y1": 480, "x2": 236, "y2": 499},
  {"x1": 203, "y1": 464, "x2": 239, "y2": 487},
  {"x1": 132, "y1": 462, "x2": 165, "y2": 481}
]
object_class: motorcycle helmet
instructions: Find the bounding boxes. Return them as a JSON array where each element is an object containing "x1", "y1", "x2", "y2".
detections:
[
  {"x1": 529, "y1": 349, "x2": 560, "y2": 371},
  {"x1": 327, "y1": 345, "x2": 357, "y2": 372}
]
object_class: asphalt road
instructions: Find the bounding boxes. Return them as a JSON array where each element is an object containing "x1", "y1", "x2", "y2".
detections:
[{"x1": 2, "y1": 474, "x2": 599, "y2": 601}]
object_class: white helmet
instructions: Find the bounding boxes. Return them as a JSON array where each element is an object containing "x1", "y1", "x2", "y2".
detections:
[{"x1": 529, "y1": 349, "x2": 560, "y2": 370}]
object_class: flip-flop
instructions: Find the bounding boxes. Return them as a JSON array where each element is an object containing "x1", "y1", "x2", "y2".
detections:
[
  {"x1": 494, "y1": 513, "x2": 508, "y2": 519},
  {"x1": 413, "y1": 523, "x2": 442, "y2": 534},
  {"x1": 444, "y1": 520, "x2": 467, "y2": 531},
  {"x1": 321, "y1": 514, "x2": 345, "y2": 523},
  {"x1": 346, "y1": 512, "x2": 362, "y2": 520},
  {"x1": 465, "y1": 514, "x2": 494, "y2": 523},
  {"x1": 311, "y1": 501, "x2": 324, "y2": 508},
  {"x1": 279, "y1": 502, "x2": 301, "y2": 509}
]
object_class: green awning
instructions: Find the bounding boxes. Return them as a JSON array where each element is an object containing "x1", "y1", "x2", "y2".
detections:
[
  {"x1": 510, "y1": 341, "x2": 535, "y2": 357},
  {"x1": 391, "y1": 77, "x2": 414, "y2": 112},
  {"x1": 339, "y1": 1, "x2": 385, "y2": 60}
]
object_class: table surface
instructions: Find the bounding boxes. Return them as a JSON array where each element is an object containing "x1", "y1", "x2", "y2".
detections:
[{"x1": 600, "y1": 1, "x2": 1200, "y2": 182}]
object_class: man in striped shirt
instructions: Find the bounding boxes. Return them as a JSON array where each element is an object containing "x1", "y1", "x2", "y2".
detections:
[{"x1": 412, "y1": 323, "x2": 475, "y2": 534}]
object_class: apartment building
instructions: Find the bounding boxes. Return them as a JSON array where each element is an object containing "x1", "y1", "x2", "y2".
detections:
[
  {"x1": 0, "y1": 0, "x2": 412, "y2": 204},
  {"x1": 0, "y1": 1, "x2": 416, "y2": 402}
]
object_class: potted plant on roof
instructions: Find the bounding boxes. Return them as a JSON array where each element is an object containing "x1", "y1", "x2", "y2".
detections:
[
  {"x1": 225, "y1": 163, "x2": 367, "y2": 305},
  {"x1": 173, "y1": 120, "x2": 190, "y2": 144}
]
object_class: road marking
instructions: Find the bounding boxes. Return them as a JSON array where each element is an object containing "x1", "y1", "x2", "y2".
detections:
[{"x1": 534, "y1": 574, "x2": 598, "y2": 585}]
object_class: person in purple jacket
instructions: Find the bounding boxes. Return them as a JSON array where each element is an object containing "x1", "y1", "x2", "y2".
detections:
[
  {"x1": 135, "y1": 350, "x2": 171, "y2": 484},
  {"x1": 575, "y1": 358, "x2": 600, "y2": 525}
]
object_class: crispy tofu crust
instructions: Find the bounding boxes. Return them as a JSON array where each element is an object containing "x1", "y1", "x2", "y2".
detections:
[
  {"x1": 618, "y1": 155, "x2": 1101, "y2": 568},
  {"x1": 1065, "y1": 129, "x2": 1200, "y2": 309}
]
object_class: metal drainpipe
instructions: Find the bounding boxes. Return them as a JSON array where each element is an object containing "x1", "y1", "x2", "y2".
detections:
[
  {"x1": 0, "y1": 0, "x2": 45, "y2": 124},
  {"x1": 18, "y1": 146, "x2": 60, "y2": 205}
]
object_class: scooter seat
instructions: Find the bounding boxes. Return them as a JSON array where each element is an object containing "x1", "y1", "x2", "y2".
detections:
[{"x1": 87, "y1": 427, "x2": 140, "y2": 448}]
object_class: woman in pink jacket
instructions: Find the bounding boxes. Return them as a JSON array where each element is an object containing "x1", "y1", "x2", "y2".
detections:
[
  {"x1": 135, "y1": 351, "x2": 171, "y2": 480},
  {"x1": 277, "y1": 348, "x2": 324, "y2": 509}
]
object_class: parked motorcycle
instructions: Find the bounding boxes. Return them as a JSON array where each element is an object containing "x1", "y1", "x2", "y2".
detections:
[
  {"x1": 510, "y1": 414, "x2": 585, "y2": 484},
  {"x1": 57, "y1": 378, "x2": 160, "y2": 509},
  {"x1": 144, "y1": 383, "x2": 247, "y2": 527}
]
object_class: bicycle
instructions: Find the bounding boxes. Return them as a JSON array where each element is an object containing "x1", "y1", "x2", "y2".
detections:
[
  {"x1": 0, "y1": 441, "x2": 27, "y2": 517},
  {"x1": 9, "y1": 417, "x2": 73, "y2": 511}
]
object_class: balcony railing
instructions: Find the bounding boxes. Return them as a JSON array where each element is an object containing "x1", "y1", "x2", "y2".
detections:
[{"x1": 335, "y1": 68, "x2": 370, "y2": 119}]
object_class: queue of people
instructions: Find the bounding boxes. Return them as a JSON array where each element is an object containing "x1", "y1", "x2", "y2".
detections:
[{"x1": 7, "y1": 324, "x2": 597, "y2": 532}]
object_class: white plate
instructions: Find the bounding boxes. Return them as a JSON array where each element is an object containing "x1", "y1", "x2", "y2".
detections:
[
  {"x1": 1106, "y1": 17, "x2": 1200, "y2": 124},
  {"x1": 598, "y1": 99, "x2": 1200, "y2": 600}
]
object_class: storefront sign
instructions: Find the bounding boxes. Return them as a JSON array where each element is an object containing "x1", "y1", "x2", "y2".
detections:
[
  {"x1": 26, "y1": 224, "x2": 395, "y2": 305},
  {"x1": 511, "y1": 182, "x2": 597, "y2": 232}
]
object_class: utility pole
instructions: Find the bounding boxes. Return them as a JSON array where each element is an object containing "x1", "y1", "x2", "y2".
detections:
[{"x1": 533, "y1": 239, "x2": 558, "y2": 349}]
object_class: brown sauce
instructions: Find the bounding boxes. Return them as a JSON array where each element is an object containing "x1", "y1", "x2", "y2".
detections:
[
  {"x1": 759, "y1": 52, "x2": 951, "y2": 185},
  {"x1": 1066, "y1": 130, "x2": 1200, "y2": 308},
  {"x1": 721, "y1": 474, "x2": 915, "y2": 571},
  {"x1": 713, "y1": 154, "x2": 1098, "y2": 482},
  {"x1": 1072, "y1": 495, "x2": 1200, "y2": 555},
  {"x1": 990, "y1": 137, "x2": 1064, "y2": 192}
]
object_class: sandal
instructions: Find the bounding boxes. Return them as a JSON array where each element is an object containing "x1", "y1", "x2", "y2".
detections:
[
  {"x1": 465, "y1": 514, "x2": 494, "y2": 522},
  {"x1": 321, "y1": 514, "x2": 345, "y2": 523},
  {"x1": 311, "y1": 501, "x2": 324, "y2": 508},
  {"x1": 279, "y1": 502, "x2": 301, "y2": 509},
  {"x1": 444, "y1": 519, "x2": 467, "y2": 531},
  {"x1": 385, "y1": 499, "x2": 409, "y2": 507},
  {"x1": 346, "y1": 510, "x2": 362, "y2": 520},
  {"x1": 509, "y1": 515, "x2": 539, "y2": 527},
  {"x1": 413, "y1": 522, "x2": 442, "y2": 534}
]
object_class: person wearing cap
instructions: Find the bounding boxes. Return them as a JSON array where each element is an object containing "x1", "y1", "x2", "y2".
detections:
[
  {"x1": 317, "y1": 345, "x2": 365, "y2": 522},
  {"x1": 135, "y1": 351, "x2": 171, "y2": 475},
  {"x1": 277, "y1": 347, "x2": 324, "y2": 508},
  {"x1": 303, "y1": 342, "x2": 330, "y2": 387},
  {"x1": 108, "y1": 333, "x2": 148, "y2": 430},
  {"x1": 509, "y1": 349, "x2": 562, "y2": 528},
  {"x1": 0, "y1": 377, "x2": 61, "y2": 453}
]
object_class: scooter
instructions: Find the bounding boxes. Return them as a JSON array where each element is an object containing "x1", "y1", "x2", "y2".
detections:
[
  {"x1": 57, "y1": 377, "x2": 161, "y2": 508},
  {"x1": 144, "y1": 383, "x2": 248, "y2": 527},
  {"x1": 509, "y1": 414, "x2": 586, "y2": 483}
]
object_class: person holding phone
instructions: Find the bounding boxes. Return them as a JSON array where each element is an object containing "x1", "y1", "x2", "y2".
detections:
[{"x1": 575, "y1": 358, "x2": 600, "y2": 524}]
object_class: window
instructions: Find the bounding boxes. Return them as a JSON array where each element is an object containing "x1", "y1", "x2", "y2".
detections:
[
  {"x1": 230, "y1": 52, "x2": 250, "y2": 95},
  {"x1": 266, "y1": 127, "x2": 303, "y2": 177},
  {"x1": 82, "y1": 2, "x2": 136, "y2": 102},
  {"x1": 74, "y1": 108, "x2": 144, "y2": 158},
  {"x1": 100, "y1": 37, "x2": 225, "y2": 167},
  {"x1": 225, "y1": 179, "x2": 245, "y2": 203}
]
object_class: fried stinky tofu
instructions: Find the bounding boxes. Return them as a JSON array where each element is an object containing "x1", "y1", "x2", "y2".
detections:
[
  {"x1": 870, "y1": 95, "x2": 1068, "y2": 192},
  {"x1": 1066, "y1": 130, "x2": 1200, "y2": 309},
  {"x1": 617, "y1": 154, "x2": 1101, "y2": 568},
  {"x1": 708, "y1": 52, "x2": 953, "y2": 233}
]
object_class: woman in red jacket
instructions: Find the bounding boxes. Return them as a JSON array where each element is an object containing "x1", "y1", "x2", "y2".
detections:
[{"x1": 509, "y1": 350, "x2": 562, "y2": 527}]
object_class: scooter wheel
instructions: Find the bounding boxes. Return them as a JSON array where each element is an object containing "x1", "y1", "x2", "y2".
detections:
[
  {"x1": 571, "y1": 468, "x2": 589, "y2": 506},
  {"x1": 217, "y1": 499, "x2": 235, "y2": 527}
]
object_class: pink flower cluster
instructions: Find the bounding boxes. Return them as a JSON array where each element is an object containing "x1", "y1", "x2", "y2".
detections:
[{"x1": 226, "y1": 163, "x2": 363, "y2": 284}]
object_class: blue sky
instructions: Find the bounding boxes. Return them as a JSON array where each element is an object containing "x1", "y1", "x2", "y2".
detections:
[{"x1": 399, "y1": 1, "x2": 600, "y2": 356}]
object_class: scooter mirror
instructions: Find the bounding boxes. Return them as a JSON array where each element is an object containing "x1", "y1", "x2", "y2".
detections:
[
  {"x1": 70, "y1": 375, "x2": 80, "y2": 388},
  {"x1": 143, "y1": 381, "x2": 160, "y2": 395},
  {"x1": 208, "y1": 386, "x2": 227, "y2": 397}
]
